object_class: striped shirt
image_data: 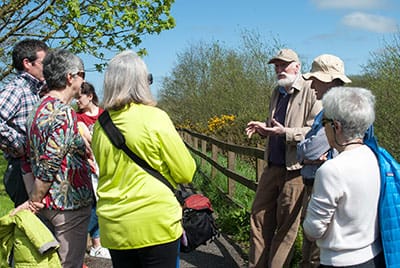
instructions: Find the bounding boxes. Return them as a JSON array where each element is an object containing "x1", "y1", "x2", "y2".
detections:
[{"x1": 0, "y1": 72, "x2": 44, "y2": 158}]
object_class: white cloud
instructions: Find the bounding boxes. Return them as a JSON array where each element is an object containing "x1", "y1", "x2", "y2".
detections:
[
  {"x1": 311, "y1": 0, "x2": 387, "y2": 9},
  {"x1": 342, "y1": 12, "x2": 398, "y2": 33}
]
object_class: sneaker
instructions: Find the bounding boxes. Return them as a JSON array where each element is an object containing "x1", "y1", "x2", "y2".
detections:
[{"x1": 89, "y1": 246, "x2": 111, "y2": 259}]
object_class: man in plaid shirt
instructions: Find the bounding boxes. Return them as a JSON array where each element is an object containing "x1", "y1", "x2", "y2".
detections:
[{"x1": 0, "y1": 39, "x2": 48, "y2": 206}]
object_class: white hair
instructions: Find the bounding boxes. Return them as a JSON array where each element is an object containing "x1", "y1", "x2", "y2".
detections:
[{"x1": 322, "y1": 87, "x2": 375, "y2": 140}]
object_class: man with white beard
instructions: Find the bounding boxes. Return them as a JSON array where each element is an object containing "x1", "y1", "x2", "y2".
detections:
[{"x1": 246, "y1": 48, "x2": 322, "y2": 268}]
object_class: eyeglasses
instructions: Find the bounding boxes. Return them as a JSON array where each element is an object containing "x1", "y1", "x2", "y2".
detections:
[
  {"x1": 148, "y1": 73, "x2": 153, "y2": 85},
  {"x1": 321, "y1": 118, "x2": 334, "y2": 127},
  {"x1": 72, "y1": 71, "x2": 85, "y2": 80}
]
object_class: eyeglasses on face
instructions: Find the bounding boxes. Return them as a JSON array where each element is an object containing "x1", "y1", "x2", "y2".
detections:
[
  {"x1": 321, "y1": 117, "x2": 334, "y2": 127},
  {"x1": 72, "y1": 71, "x2": 85, "y2": 80}
]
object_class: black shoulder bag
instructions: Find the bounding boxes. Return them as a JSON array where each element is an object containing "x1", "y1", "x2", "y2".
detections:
[{"x1": 98, "y1": 111, "x2": 219, "y2": 253}]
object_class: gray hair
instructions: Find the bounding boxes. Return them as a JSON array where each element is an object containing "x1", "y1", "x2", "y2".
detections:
[
  {"x1": 102, "y1": 50, "x2": 156, "y2": 110},
  {"x1": 43, "y1": 49, "x2": 84, "y2": 90},
  {"x1": 322, "y1": 87, "x2": 375, "y2": 141}
]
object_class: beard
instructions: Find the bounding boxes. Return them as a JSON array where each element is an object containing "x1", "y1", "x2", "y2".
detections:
[{"x1": 277, "y1": 73, "x2": 297, "y2": 88}]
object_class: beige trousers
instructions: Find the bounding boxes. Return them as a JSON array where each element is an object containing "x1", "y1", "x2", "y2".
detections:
[{"x1": 249, "y1": 166, "x2": 305, "y2": 268}]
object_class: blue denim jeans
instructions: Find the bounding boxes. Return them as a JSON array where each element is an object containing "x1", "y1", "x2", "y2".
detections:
[{"x1": 88, "y1": 203, "x2": 100, "y2": 239}]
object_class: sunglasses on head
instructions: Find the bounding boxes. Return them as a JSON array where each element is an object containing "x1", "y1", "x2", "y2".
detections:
[{"x1": 72, "y1": 71, "x2": 85, "y2": 80}]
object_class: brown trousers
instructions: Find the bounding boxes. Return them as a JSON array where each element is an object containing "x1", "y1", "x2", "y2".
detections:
[
  {"x1": 300, "y1": 184, "x2": 320, "y2": 268},
  {"x1": 40, "y1": 205, "x2": 91, "y2": 268},
  {"x1": 249, "y1": 166, "x2": 305, "y2": 268}
]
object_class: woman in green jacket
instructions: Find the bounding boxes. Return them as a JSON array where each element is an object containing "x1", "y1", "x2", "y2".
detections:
[{"x1": 91, "y1": 50, "x2": 196, "y2": 268}]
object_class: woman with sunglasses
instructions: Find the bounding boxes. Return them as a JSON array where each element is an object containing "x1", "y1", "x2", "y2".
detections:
[
  {"x1": 14, "y1": 49, "x2": 94, "y2": 268},
  {"x1": 303, "y1": 87, "x2": 384, "y2": 267}
]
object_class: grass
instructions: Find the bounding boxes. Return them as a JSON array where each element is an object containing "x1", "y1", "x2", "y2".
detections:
[
  {"x1": 190, "y1": 152, "x2": 303, "y2": 267},
  {"x1": 0, "y1": 152, "x2": 14, "y2": 217},
  {"x1": 194, "y1": 152, "x2": 256, "y2": 210}
]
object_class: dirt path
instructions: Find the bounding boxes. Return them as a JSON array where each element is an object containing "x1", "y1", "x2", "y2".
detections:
[{"x1": 84, "y1": 234, "x2": 247, "y2": 268}]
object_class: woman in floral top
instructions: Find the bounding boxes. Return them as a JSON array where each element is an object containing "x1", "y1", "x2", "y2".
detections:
[{"x1": 15, "y1": 49, "x2": 94, "y2": 268}]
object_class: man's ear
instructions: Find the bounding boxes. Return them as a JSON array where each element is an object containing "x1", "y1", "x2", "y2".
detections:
[
  {"x1": 294, "y1": 62, "x2": 301, "y2": 74},
  {"x1": 22, "y1": 58, "x2": 31, "y2": 71}
]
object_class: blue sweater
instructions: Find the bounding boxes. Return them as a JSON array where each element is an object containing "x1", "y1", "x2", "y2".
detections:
[{"x1": 297, "y1": 110, "x2": 375, "y2": 180}]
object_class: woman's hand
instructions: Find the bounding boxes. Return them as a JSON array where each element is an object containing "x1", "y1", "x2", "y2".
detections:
[{"x1": 10, "y1": 200, "x2": 45, "y2": 216}]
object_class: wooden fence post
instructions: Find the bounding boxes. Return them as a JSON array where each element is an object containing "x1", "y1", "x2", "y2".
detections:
[
  {"x1": 201, "y1": 140, "x2": 207, "y2": 167},
  {"x1": 256, "y1": 144, "x2": 265, "y2": 183},
  {"x1": 227, "y1": 151, "x2": 236, "y2": 197},
  {"x1": 185, "y1": 132, "x2": 192, "y2": 147},
  {"x1": 193, "y1": 137, "x2": 198, "y2": 150},
  {"x1": 211, "y1": 144, "x2": 218, "y2": 178}
]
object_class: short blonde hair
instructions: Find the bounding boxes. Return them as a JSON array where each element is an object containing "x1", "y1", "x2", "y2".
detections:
[{"x1": 102, "y1": 50, "x2": 156, "y2": 110}]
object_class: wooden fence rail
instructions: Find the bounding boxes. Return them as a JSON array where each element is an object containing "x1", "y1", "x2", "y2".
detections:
[{"x1": 178, "y1": 128, "x2": 266, "y2": 199}]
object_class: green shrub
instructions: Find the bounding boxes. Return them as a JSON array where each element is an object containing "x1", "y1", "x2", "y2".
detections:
[{"x1": 0, "y1": 152, "x2": 13, "y2": 217}]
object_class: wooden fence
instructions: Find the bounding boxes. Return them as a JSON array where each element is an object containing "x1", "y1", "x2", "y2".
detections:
[{"x1": 178, "y1": 128, "x2": 266, "y2": 200}]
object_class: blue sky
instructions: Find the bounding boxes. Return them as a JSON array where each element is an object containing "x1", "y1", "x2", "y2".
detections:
[{"x1": 82, "y1": 0, "x2": 400, "y2": 99}]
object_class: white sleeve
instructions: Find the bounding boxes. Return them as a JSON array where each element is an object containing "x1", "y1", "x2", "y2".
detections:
[{"x1": 303, "y1": 161, "x2": 342, "y2": 239}]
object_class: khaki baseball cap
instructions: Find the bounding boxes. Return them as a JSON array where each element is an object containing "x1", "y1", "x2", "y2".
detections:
[
  {"x1": 268, "y1": 48, "x2": 300, "y2": 64},
  {"x1": 303, "y1": 54, "x2": 351, "y2": 83}
]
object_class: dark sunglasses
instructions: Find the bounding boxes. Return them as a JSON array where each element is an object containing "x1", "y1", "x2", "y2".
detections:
[
  {"x1": 321, "y1": 118, "x2": 334, "y2": 127},
  {"x1": 72, "y1": 71, "x2": 85, "y2": 80},
  {"x1": 148, "y1": 73, "x2": 153, "y2": 85}
]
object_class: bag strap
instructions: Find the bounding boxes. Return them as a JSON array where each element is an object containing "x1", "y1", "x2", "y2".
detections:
[{"x1": 98, "y1": 111, "x2": 175, "y2": 193}]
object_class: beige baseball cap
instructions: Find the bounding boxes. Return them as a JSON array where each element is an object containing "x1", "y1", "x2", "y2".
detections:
[
  {"x1": 303, "y1": 54, "x2": 351, "y2": 83},
  {"x1": 268, "y1": 48, "x2": 300, "y2": 64}
]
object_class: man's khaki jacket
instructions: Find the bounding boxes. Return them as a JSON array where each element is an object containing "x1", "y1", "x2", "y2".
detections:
[{"x1": 265, "y1": 76, "x2": 322, "y2": 171}]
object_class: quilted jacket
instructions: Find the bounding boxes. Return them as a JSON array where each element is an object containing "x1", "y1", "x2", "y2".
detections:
[
  {"x1": 366, "y1": 138, "x2": 400, "y2": 268},
  {"x1": 0, "y1": 210, "x2": 61, "y2": 268}
]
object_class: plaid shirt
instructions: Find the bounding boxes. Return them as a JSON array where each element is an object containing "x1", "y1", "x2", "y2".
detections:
[{"x1": 0, "y1": 72, "x2": 44, "y2": 158}]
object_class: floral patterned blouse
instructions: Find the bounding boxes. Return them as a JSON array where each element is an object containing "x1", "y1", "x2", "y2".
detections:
[{"x1": 26, "y1": 96, "x2": 93, "y2": 210}]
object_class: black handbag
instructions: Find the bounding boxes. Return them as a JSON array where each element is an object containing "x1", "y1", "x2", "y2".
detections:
[{"x1": 98, "y1": 111, "x2": 219, "y2": 252}]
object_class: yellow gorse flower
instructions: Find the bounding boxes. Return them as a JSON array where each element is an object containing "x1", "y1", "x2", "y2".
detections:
[{"x1": 207, "y1": 114, "x2": 236, "y2": 133}]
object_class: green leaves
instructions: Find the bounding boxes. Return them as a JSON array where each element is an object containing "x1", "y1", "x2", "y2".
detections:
[
  {"x1": 158, "y1": 32, "x2": 280, "y2": 145},
  {"x1": 0, "y1": 0, "x2": 176, "y2": 80},
  {"x1": 362, "y1": 34, "x2": 400, "y2": 161}
]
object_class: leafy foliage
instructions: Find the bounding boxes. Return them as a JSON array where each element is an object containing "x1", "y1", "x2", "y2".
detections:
[
  {"x1": 362, "y1": 34, "x2": 400, "y2": 160},
  {"x1": 159, "y1": 31, "x2": 283, "y2": 146},
  {"x1": 0, "y1": 152, "x2": 13, "y2": 217},
  {"x1": 160, "y1": 30, "x2": 400, "y2": 161},
  {"x1": 0, "y1": 0, "x2": 176, "y2": 80}
]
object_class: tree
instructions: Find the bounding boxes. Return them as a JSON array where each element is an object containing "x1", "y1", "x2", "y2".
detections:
[
  {"x1": 0, "y1": 0, "x2": 176, "y2": 81},
  {"x1": 158, "y1": 31, "x2": 282, "y2": 145},
  {"x1": 362, "y1": 33, "x2": 400, "y2": 160}
]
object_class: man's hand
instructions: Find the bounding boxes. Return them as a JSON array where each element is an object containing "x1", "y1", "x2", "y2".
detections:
[
  {"x1": 0, "y1": 143, "x2": 25, "y2": 158},
  {"x1": 265, "y1": 118, "x2": 286, "y2": 136},
  {"x1": 246, "y1": 118, "x2": 286, "y2": 138},
  {"x1": 246, "y1": 121, "x2": 268, "y2": 138}
]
